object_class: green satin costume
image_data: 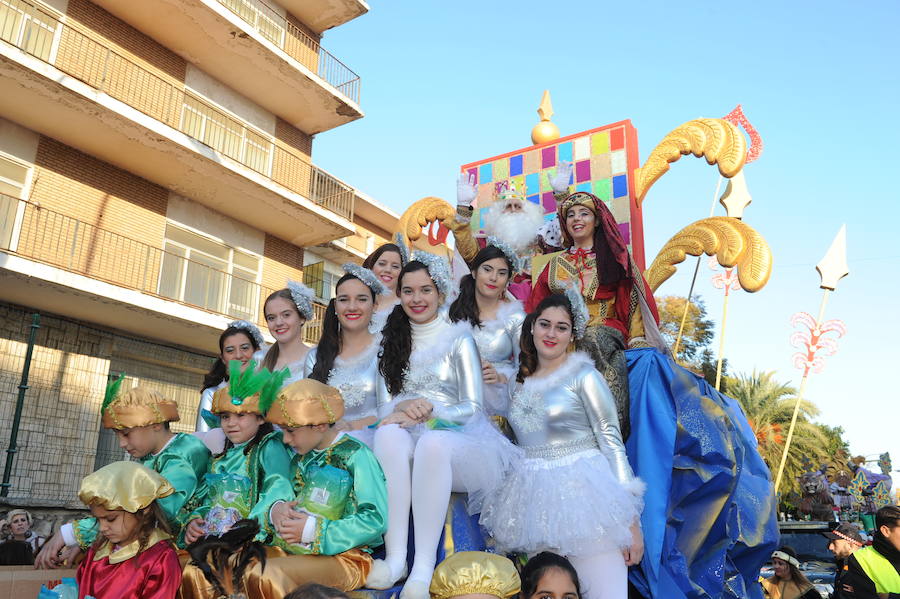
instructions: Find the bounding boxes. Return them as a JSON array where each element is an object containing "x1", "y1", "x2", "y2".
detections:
[
  {"x1": 186, "y1": 429, "x2": 293, "y2": 543},
  {"x1": 273, "y1": 433, "x2": 388, "y2": 555}
]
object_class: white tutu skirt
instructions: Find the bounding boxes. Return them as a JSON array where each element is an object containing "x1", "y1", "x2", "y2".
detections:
[
  {"x1": 409, "y1": 411, "x2": 522, "y2": 514},
  {"x1": 479, "y1": 448, "x2": 642, "y2": 556}
]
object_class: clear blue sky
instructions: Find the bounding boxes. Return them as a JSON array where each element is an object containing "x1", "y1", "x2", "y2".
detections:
[{"x1": 313, "y1": 1, "x2": 900, "y2": 491}]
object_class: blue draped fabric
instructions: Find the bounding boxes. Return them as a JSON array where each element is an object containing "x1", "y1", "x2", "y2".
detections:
[{"x1": 626, "y1": 348, "x2": 778, "y2": 599}]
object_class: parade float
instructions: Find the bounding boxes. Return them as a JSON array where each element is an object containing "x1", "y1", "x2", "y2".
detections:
[{"x1": 391, "y1": 95, "x2": 783, "y2": 599}]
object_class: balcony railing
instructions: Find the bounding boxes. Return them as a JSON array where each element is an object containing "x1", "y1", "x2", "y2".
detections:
[
  {"x1": 217, "y1": 0, "x2": 360, "y2": 103},
  {"x1": 0, "y1": 0, "x2": 354, "y2": 221},
  {"x1": 0, "y1": 196, "x2": 326, "y2": 343}
]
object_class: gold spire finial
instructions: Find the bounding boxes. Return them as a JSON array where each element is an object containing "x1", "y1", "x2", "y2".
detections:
[
  {"x1": 537, "y1": 90, "x2": 554, "y2": 121},
  {"x1": 531, "y1": 90, "x2": 560, "y2": 145}
]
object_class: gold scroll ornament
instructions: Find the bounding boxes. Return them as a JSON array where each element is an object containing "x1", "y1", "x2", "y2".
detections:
[
  {"x1": 635, "y1": 118, "x2": 747, "y2": 205},
  {"x1": 396, "y1": 196, "x2": 456, "y2": 261},
  {"x1": 644, "y1": 216, "x2": 772, "y2": 293}
]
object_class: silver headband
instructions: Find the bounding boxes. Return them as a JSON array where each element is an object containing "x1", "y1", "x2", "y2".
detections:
[
  {"x1": 485, "y1": 236, "x2": 521, "y2": 273},
  {"x1": 392, "y1": 232, "x2": 410, "y2": 266},
  {"x1": 342, "y1": 262, "x2": 388, "y2": 296},
  {"x1": 411, "y1": 250, "x2": 452, "y2": 297},
  {"x1": 228, "y1": 320, "x2": 264, "y2": 347},
  {"x1": 563, "y1": 284, "x2": 589, "y2": 340},
  {"x1": 286, "y1": 280, "x2": 315, "y2": 320},
  {"x1": 771, "y1": 551, "x2": 800, "y2": 568}
]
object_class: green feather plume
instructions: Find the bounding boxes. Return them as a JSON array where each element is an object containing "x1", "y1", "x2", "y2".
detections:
[
  {"x1": 226, "y1": 360, "x2": 272, "y2": 405},
  {"x1": 258, "y1": 367, "x2": 290, "y2": 415},
  {"x1": 102, "y1": 372, "x2": 126, "y2": 413}
]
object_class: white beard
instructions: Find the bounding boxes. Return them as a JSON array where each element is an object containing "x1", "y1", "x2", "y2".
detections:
[{"x1": 483, "y1": 201, "x2": 545, "y2": 254}]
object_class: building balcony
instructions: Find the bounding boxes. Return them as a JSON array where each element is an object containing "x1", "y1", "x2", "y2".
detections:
[
  {"x1": 312, "y1": 231, "x2": 371, "y2": 263},
  {"x1": 0, "y1": 196, "x2": 326, "y2": 351},
  {"x1": 279, "y1": 0, "x2": 369, "y2": 35},
  {"x1": 91, "y1": 0, "x2": 363, "y2": 133},
  {"x1": 0, "y1": 0, "x2": 355, "y2": 246}
]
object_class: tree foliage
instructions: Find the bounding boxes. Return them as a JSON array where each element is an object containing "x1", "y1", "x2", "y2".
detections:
[
  {"x1": 729, "y1": 370, "x2": 851, "y2": 501},
  {"x1": 656, "y1": 295, "x2": 714, "y2": 362}
]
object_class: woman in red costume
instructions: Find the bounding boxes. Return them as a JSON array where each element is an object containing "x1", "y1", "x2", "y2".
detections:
[{"x1": 526, "y1": 163, "x2": 661, "y2": 439}]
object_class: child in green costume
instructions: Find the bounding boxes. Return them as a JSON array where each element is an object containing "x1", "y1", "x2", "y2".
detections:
[
  {"x1": 234, "y1": 378, "x2": 388, "y2": 598},
  {"x1": 182, "y1": 361, "x2": 293, "y2": 545},
  {"x1": 35, "y1": 377, "x2": 210, "y2": 568}
]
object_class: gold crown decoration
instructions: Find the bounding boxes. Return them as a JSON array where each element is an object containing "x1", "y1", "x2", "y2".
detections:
[
  {"x1": 264, "y1": 379, "x2": 345, "y2": 428},
  {"x1": 430, "y1": 551, "x2": 521, "y2": 599},
  {"x1": 493, "y1": 180, "x2": 526, "y2": 205},
  {"x1": 79, "y1": 461, "x2": 174, "y2": 513},
  {"x1": 101, "y1": 378, "x2": 180, "y2": 430}
]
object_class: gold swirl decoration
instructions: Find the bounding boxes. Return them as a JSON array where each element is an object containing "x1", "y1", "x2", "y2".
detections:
[
  {"x1": 644, "y1": 217, "x2": 772, "y2": 293},
  {"x1": 396, "y1": 197, "x2": 456, "y2": 258},
  {"x1": 634, "y1": 118, "x2": 747, "y2": 205},
  {"x1": 397, "y1": 196, "x2": 455, "y2": 242}
]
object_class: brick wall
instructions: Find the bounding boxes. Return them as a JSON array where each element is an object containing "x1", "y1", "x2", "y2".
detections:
[
  {"x1": 0, "y1": 304, "x2": 110, "y2": 506},
  {"x1": 0, "y1": 303, "x2": 213, "y2": 507},
  {"x1": 19, "y1": 136, "x2": 168, "y2": 291},
  {"x1": 55, "y1": 0, "x2": 187, "y2": 129},
  {"x1": 261, "y1": 233, "x2": 304, "y2": 293},
  {"x1": 63, "y1": 0, "x2": 186, "y2": 81},
  {"x1": 275, "y1": 118, "x2": 313, "y2": 159}
]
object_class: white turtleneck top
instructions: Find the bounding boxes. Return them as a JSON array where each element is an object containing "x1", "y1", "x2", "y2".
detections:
[{"x1": 376, "y1": 314, "x2": 484, "y2": 425}]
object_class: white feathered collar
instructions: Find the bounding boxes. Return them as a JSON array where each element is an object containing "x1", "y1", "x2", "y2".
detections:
[
  {"x1": 517, "y1": 351, "x2": 594, "y2": 395},
  {"x1": 334, "y1": 334, "x2": 381, "y2": 368},
  {"x1": 409, "y1": 320, "x2": 473, "y2": 367},
  {"x1": 477, "y1": 299, "x2": 525, "y2": 332}
]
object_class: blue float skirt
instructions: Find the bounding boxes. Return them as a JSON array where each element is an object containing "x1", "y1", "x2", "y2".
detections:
[{"x1": 626, "y1": 348, "x2": 778, "y2": 599}]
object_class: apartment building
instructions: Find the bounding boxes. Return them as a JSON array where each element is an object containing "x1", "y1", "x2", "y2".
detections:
[{"x1": 0, "y1": 0, "x2": 396, "y2": 507}]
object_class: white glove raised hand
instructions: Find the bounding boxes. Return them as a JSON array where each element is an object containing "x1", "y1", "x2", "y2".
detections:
[
  {"x1": 549, "y1": 161, "x2": 574, "y2": 193},
  {"x1": 457, "y1": 172, "x2": 478, "y2": 207}
]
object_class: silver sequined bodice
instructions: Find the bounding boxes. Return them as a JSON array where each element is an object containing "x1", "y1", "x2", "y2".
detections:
[
  {"x1": 471, "y1": 302, "x2": 525, "y2": 371},
  {"x1": 508, "y1": 353, "x2": 636, "y2": 486},
  {"x1": 303, "y1": 338, "x2": 384, "y2": 422},
  {"x1": 378, "y1": 321, "x2": 484, "y2": 425}
]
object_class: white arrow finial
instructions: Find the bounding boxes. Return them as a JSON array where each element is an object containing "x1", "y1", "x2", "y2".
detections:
[
  {"x1": 816, "y1": 225, "x2": 849, "y2": 290},
  {"x1": 718, "y1": 170, "x2": 752, "y2": 219}
]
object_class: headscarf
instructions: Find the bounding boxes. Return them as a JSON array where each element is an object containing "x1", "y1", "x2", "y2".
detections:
[{"x1": 557, "y1": 192, "x2": 631, "y2": 286}]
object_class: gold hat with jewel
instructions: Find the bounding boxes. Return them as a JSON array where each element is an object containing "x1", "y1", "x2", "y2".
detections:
[
  {"x1": 558, "y1": 191, "x2": 597, "y2": 219},
  {"x1": 79, "y1": 461, "x2": 174, "y2": 513},
  {"x1": 211, "y1": 360, "x2": 284, "y2": 415},
  {"x1": 263, "y1": 378, "x2": 344, "y2": 427},
  {"x1": 101, "y1": 374, "x2": 180, "y2": 430},
  {"x1": 430, "y1": 551, "x2": 521, "y2": 599}
]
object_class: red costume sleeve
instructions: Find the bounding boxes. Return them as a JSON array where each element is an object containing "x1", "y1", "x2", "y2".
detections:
[
  {"x1": 77, "y1": 541, "x2": 181, "y2": 599},
  {"x1": 525, "y1": 263, "x2": 551, "y2": 313}
]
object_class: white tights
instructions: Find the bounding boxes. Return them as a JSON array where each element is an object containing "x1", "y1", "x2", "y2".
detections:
[
  {"x1": 568, "y1": 550, "x2": 627, "y2": 599},
  {"x1": 373, "y1": 424, "x2": 472, "y2": 584}
]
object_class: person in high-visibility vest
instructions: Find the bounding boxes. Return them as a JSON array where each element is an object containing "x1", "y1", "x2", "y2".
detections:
[{"x1": 841, "y1": 505, "x2": 900, "y2": 598}]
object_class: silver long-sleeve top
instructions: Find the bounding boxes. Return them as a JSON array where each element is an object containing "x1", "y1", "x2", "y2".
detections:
[
  {"x1": 377, "y1": 318, "x2": 484, "y2": 425},
  {"x1": 508, "y1": 352, "x2": 636, "y2": 487},
  {"x1": 196, "y1": 381, "x2": 225, "y2": 431},
  {"x1": 302, "y1": 337, "x2": 386, "y2": 422},
  {"x1": 471, "y1": 300, "x2": 525, "y2": 374}
]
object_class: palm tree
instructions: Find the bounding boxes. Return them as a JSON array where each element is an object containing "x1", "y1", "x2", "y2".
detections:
[{"x1": 729, "y1": 371, "x2": 828, "y2": 498}]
